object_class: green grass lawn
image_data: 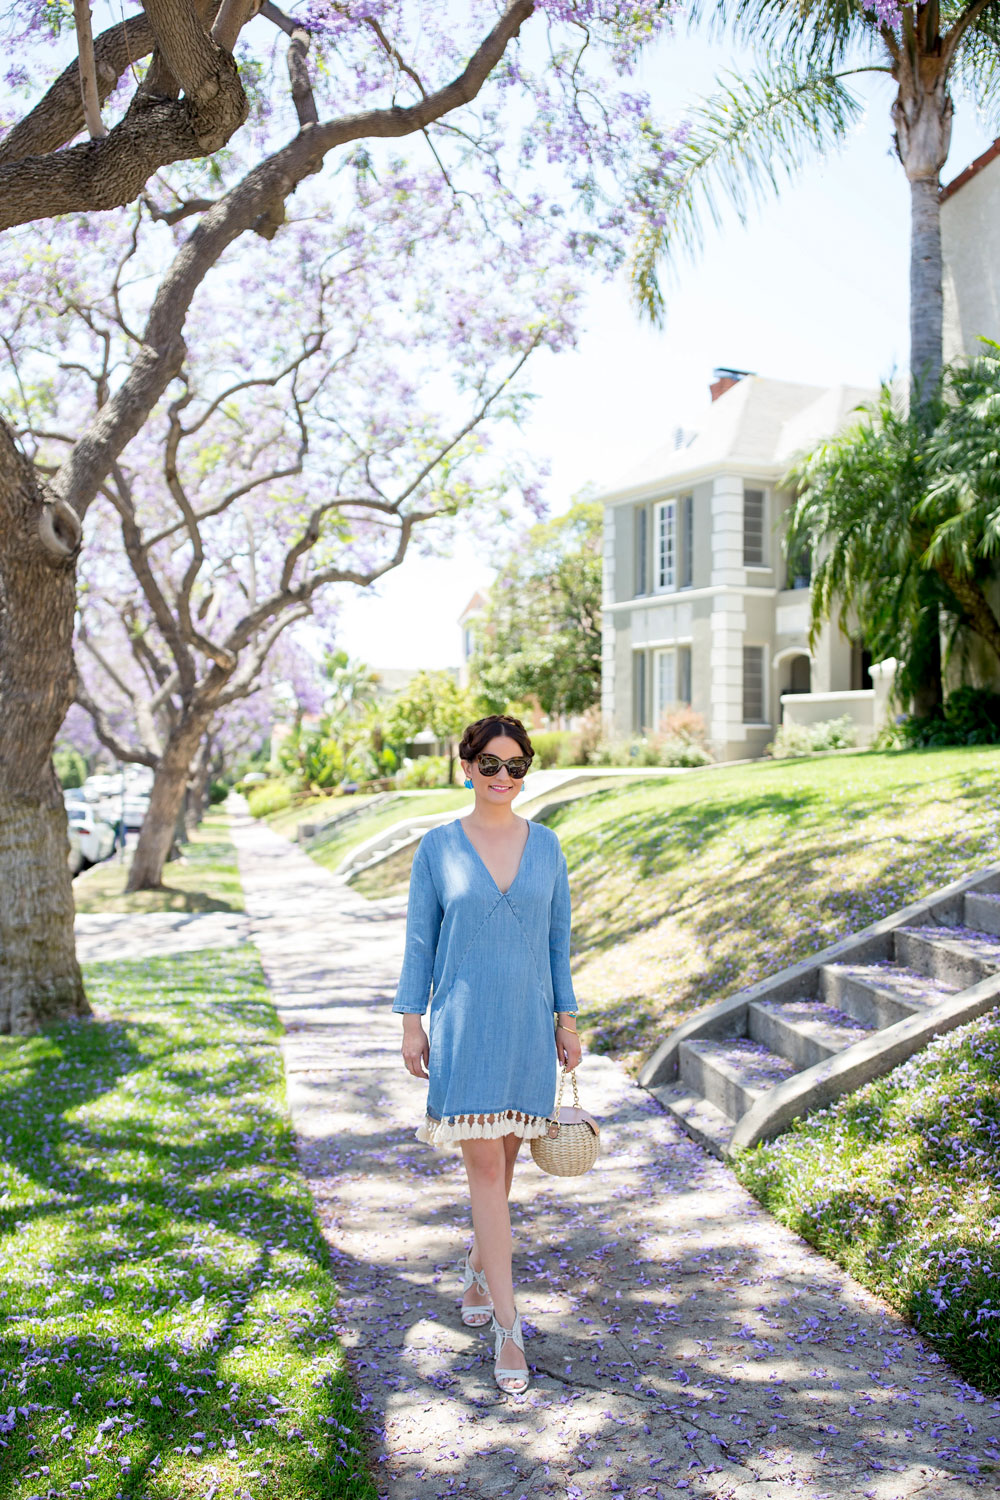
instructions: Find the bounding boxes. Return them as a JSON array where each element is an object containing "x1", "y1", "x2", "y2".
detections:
[
  {"x1": 0, "y1": 949, "x2": 373, "y2": 1500},
  {"x1": 542, "y1": 745, "x2": 1000, "y2": 1070},
  {"x1": 73, "y1": 815, "x2": 244, "y2": 915},
  {"x1": 734, "y1": 1013, "x2": 1000, "y2": 1394},
  {"x1": 304, "y1": 789, "x2": 467, "y2": 874},
  {"x1": 262, "y1": 793, "x2": 380, "y2": 840}
]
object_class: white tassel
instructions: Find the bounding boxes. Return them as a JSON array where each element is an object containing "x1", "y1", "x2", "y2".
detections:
[{"x1": 416, "y1": 1111, "x2": 551, "y2": 1147}]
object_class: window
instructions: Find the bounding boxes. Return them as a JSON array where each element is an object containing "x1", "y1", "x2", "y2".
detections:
[
  {"x1": 743, "y1": 645, "x2": 766, "y2": 722},
  {"x1": 654, "y1": 499, "x2": 676, "y2": 591},
  {"x1": 463, "y1": 626, "x2": 473, "y2": 660},
  {"x1": 743, "y1": 488, "x2": 765, "y2": 566},
  {"x1": 653, "y1": 646, "x2": 692, "y2": 726},
  {"x1": 681, "y1": 495, "x2": 693, "y2": 587},
  {"x1": 635, "y1": 505, "x2": 648, "y2": 596},
  {"x1": 654, "y1": 649, "x2": 676, "y2": 724},
  {"x1": 633, "y1": 651, "x2": 647, "y2": 732}
]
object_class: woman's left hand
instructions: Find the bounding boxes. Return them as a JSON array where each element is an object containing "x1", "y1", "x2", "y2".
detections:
[{"x1": 556, "y1": 1024, "x2": 582, "y2": 1071}]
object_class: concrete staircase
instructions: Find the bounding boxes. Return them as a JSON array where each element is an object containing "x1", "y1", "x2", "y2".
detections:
[{"x1": 638, "y1": 864, "x2": 1000, "y2": 1159}]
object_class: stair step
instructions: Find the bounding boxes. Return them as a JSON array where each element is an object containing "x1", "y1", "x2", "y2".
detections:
[
  {"x1": 748, "y1": 997, "x2": 874, "y2": 1068},
  {"x1": 818, "y1": 962, "x2": 958, "y2": 1027},
  {"x1": 648, "y1": 1084, "x2": 736, "y2": 1160},
  {"x1": 965, "y1": 892, "x2": 1000, "y2": 937},
  {"x1": 679, "y1": 1038, "x2": 797, "y2": 1121},
  {"x1": 894, "y1": 925, "x2": 1000, "y2": 988}
]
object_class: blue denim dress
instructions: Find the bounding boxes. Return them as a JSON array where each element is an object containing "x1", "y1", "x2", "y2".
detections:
[{"x1": 392, "y1": 817, "x2": 579, "y2": 1146}]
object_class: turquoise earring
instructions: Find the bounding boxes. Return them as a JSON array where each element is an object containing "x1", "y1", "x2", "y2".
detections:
[{"x1": 464, "y1": 777, "x2": 474, "y2": 789}]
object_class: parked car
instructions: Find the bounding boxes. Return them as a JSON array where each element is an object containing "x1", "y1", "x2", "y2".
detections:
[
  {"x1": 66, "y1": 804, "x2": 116, "y2": 869},
  {"x1": 67, "y1": 827, "x2": 84, "y2": 877}
]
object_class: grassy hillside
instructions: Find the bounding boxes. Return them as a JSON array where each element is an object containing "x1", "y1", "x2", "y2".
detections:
[
  {"x1": 541, "y1": 746, "x2": 1000, "y2": 1070},
  {"x1": 735, "y1": 1012, "x2": 1000, "y2": 1394}
]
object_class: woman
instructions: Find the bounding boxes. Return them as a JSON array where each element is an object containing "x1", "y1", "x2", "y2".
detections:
[{"x1": 392, "y1": 713, "x2": 582, "y2": 1395}]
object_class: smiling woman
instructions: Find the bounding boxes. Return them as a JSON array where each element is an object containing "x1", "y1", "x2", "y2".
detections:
[{"x1": 392, "y1": 712, "x2": 582, "y2": 1396}]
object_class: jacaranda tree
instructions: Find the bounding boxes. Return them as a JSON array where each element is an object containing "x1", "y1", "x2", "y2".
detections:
[{"x1": 0, "y1": 0, "x2": 676, "y2": 1032}]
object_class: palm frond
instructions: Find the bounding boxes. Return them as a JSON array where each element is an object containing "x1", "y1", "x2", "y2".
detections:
[
  {"x1": 683, "y1": 0, "x2": 872, "y2": 68},
  {"x1": 630, "y1": 65, "x2": 863, "y2": 323}
]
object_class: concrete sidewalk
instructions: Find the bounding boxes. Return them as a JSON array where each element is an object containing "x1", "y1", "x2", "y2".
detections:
[{"x1": 228, "y1": 807, "x2": 999, "y2": 1500}]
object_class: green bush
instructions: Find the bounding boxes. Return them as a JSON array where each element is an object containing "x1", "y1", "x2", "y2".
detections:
[
  {"x1": 246, "y1": 780, "x2": 293, "y2": 818},
  {"x1": 769, "y1": 715, "x2": 858, "y2": 759},
  {"x1": 528, "y1": 730, "x2": 573, "y2": 768},
  {"x1": 586, "y1": 727, "x2": 712, "y2": 769},
  {"x1": 54, "y1": 747, "x2": 88, "y2": 788},
  {"x1": 208, "y1": 779, "x2": 230, "y2": 805},
  {"x1": 398, "y1": 755, "x2": 453, "y2": 789},
  {"x1": 900, "y1": 685, "x2": 1000, "y2": 748}
]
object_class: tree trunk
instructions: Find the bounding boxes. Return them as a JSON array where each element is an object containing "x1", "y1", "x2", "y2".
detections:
[
  {"x1": 910, "y1": 590, "x2": 944, "y2": 719},
  {"x1": 126, "y1": 718, "x2": 208, "y2": 890},
  {"x1": 184, "y1": 736, "x2": 212, "y2": 838},
  {"x1": 0, "y1": 422, "x2": 89, "y2": 1033},
  {"x1": 892, "y1": 60, "x2": 953, "y2": 400}
]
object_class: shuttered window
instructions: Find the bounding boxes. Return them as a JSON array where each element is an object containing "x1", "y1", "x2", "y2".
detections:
[
  {"x1": 743, "y1": 645, "x2": 766, "y2": 723},
  {"x1": 654, "y1": 500, "x2": 676, "y2": 591},
  {"x1": 743, "y1": 488, "x2": 765, "y2": 566}
]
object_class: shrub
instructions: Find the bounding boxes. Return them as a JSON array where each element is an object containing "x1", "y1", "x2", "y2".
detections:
[
  {"x1": 657, "y1": 706, "x2": 709, "y2": 747},
  {"x1": 657, "y1": 737, "x2": 713, "y2": 767},
  {"x1": 209, "y1": 779, "x2": 230, "y2": 805},
  {"x1": 586, "y1": 733, "x2": 712, "y2": 768},
  {"x1": 398, "y1": 755, "x2": 452, "y2": 789},
  {"x1": 54, "y1": 747, "x2": 88, "y2": 788},
  {"x1": 899, "y1": 685, "x2": 1000, "y2": 748},
  {"x1": 246, "y1": 780, "x2": 293, "y2": 818},
  {"x1": 529, "y1": 730, "x2": 573, "y2": 768},
  {"x1": 769, "y1": 715, "x2": 858, "y2": 759}
]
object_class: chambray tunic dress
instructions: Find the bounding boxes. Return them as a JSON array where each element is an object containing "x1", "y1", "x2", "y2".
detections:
[{"x1": 392, "y1": 817, "x2": 579, "y2": 1146}]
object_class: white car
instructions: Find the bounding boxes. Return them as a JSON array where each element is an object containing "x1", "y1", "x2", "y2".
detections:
[{"x1": 65, "y1": 804, "x2": 116, "y2": 870}]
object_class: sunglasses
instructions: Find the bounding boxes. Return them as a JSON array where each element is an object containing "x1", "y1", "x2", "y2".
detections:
[{"x1": 474, "y1": 753, "x2": 533, "y2": 780}]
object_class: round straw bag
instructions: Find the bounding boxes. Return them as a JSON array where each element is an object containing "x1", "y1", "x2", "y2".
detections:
[{"x1": 530, "y1": 1067, "x2": 600, "y2": 1177}]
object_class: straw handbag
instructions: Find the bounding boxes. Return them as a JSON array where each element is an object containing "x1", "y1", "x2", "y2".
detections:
[{"x1": 530, "y1": 1067, "x2": 600, "y2": 1176}]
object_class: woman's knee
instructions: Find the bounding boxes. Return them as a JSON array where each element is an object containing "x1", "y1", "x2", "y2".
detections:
[{"x1": 463, "y1": 1139, "x2": 506, "y2": 1184}]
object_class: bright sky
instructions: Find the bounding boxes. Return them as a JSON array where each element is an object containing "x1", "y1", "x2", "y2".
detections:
[{"x1": 334, "y1": 24, "x2": 997, "y2": 672}]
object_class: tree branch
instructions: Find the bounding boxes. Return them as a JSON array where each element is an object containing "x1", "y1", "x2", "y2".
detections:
[
  {"x1": 72, "y1": 0, "x2": 108, "y2": 139},
  {"x1": 74, "y1": 678, "x2": 159, "y2": 768}
]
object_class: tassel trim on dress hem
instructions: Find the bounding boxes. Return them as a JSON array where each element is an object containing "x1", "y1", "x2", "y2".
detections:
[{"x1": 416, "y1": 1110, "x2": 551, "y2": 1147}]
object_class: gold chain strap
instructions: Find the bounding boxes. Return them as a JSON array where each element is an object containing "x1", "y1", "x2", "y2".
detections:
[{"x1": 553, "y1": 1066, "x2": 581, "y2": 1123}]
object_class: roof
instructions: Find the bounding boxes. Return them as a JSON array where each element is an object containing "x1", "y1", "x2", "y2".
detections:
[
  {"x1": 940, "y1": 138, "x2": 1000, "y2": 204},
  {"x1": 599, "y1": 374, "x2": 876, "y2": 503},
  {"x1": 457, "y1": 590, "x2": 487, "y2": 623}
]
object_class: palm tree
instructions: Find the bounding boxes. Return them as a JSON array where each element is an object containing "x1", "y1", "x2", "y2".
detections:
[
  {"x1": 632, "y1": 0, "x2": 1000, "y2": 396},
  {"x1": 786, "y1": 346, "x2": 1000, "y2": 714}
]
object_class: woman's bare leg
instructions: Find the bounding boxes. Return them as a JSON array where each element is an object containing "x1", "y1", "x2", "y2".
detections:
[
  {"x1": 461, "y1": 1136, "x2": 527, "y2": 1379},
  {"x1": 465, "y1": 1134, "x2": 522, "y2": 1314}
]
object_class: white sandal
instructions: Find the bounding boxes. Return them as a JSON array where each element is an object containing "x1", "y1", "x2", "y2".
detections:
[
  {"x1": 491, "y1": 1312, "x2": 529, "y2": 1395},
  {"x1": 459, "y1": 1251, "x2": 493, "y2": 1327}
]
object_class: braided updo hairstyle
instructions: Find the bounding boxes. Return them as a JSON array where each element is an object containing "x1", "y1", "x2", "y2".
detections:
[{"x1": 458, "y1": 713, "x2": 534, "y2": 764}]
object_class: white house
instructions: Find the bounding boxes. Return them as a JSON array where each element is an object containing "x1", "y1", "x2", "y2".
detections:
[{"x1": 599, "y1": 369, "x2": 885, "y2": 761}]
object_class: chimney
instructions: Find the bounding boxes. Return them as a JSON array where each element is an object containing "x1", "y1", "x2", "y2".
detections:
[{"x1": 710, "y1": 366, "x2": 753, "y2": 402}]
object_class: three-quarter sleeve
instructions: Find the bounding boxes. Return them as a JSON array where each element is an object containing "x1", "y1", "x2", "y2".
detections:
[
  {"x1": 548, "y1": 848, "x2": 578, "y2": 1015},
  {"x1": 392, "y1": 837, "x2": 443, "y2": 1015}
]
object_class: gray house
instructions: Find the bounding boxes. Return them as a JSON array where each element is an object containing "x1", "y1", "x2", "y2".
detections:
[{"x1": 599, "y1": 370, "x2": 881, "y2": 761}]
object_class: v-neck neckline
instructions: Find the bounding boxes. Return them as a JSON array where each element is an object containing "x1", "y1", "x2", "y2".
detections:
[{"x1": 458, "y1": 817, "x2": 533, "y2": 897}]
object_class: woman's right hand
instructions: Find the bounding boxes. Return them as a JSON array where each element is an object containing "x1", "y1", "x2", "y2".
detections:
[{"x1": 401, "y1": 1016, "x2": 430, "y2": 1079}]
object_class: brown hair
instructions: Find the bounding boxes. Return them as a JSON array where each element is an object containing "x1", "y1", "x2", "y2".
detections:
[{"x1": 459, "y1": 714, "x2": 533, "y2": 764}]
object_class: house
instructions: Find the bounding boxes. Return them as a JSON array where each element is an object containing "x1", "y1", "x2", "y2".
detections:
[
  {"x1": 942, "y1": 138, "x2": 1000, "y2": 362},
  {"x1": 457, "y1": 590, "x2": 487, "y2": 688},
  {"x1": 599, "y1": 369, "x2": 882, "y2": 761}
]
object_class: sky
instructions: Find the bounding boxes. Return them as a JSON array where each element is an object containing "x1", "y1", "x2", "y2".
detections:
[
  {"x1": 9, "y1": 10, "x2": 996, "y2": 678},
  {"x1": 333, "y1": 22, "x2": 998, "y2": 673}
]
